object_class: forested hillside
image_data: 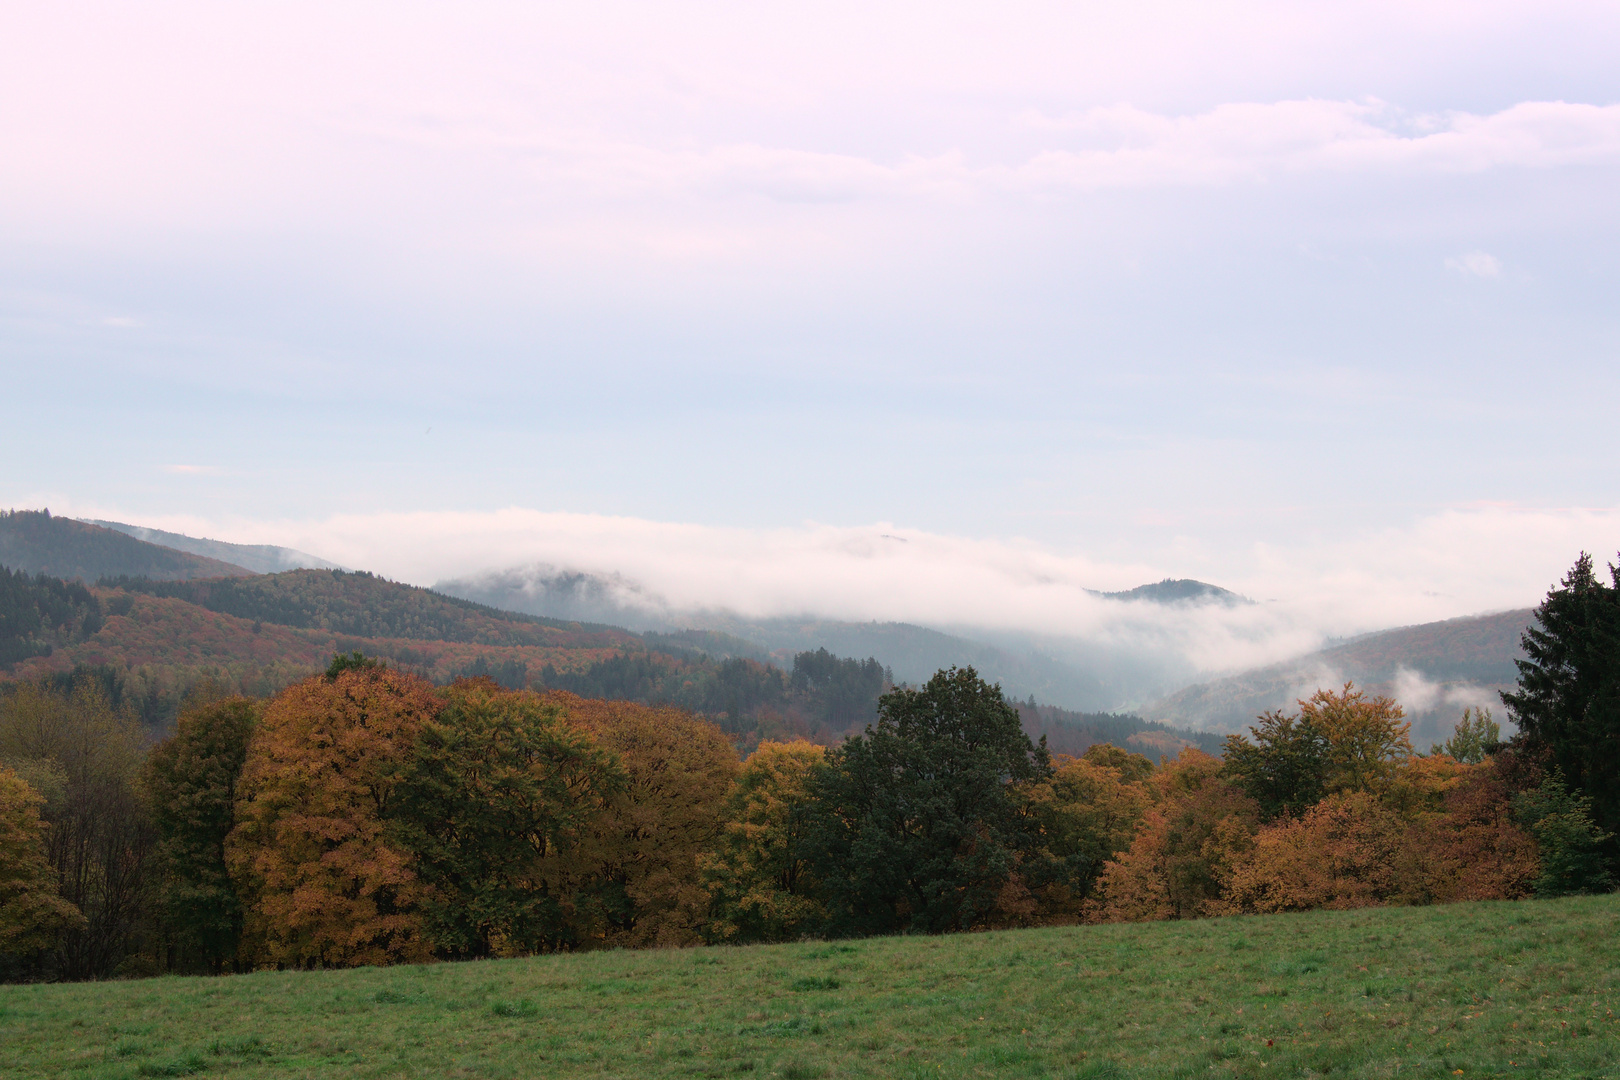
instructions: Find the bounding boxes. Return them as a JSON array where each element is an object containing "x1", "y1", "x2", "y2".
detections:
[
  {"x1": 0, "y1": 567, "x2": 104, "y2": 669},
  {"x1": 0, "y1": 510, "x2": 252, "y2": 581},
  {"x1": 1146, "y1": 608, "x2": 1531, "y2": 740},
  {"x1": 107, "y1": 569, "x2": 637, "y2": 647},
  {"x1": 0, "y1": 518, "x2": 1222, "y2": 752},
  {"x1": 90, "y1": 520, "x2": 338, "y2": 574}
]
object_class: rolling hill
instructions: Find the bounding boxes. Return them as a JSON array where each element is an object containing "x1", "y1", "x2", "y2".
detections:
[
  {"x1": 0, "y1": 510, "x2": 253, "y2": 581},
  {"x1": 88, "y1": 520, "x2": 340, "y2": 574},
  {"x1": 1142, "y1": 608, "x2": 1532, "y2": 743}
]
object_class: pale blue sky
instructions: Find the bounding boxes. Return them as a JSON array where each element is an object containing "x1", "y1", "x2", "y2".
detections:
[{"x1": 4, "y1": 1, "x2": 1618, "y2": 637}]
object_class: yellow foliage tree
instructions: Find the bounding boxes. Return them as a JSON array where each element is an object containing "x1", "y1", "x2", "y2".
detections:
[
  {"x1": 0, "y1": 763, "x2": 84, "y2": 958},
  {"x1": 1019, "y1": 744, "x2": 1153, "y2": 920},
  {"x1": 1302, "y1": 683, "x2": 1414, "y2": 796},
  {"x1": 227, "y1": 666, "x2": 439, "y2": 968},
  {"x1": 543, "y1": 692, "x2": 740, "y2": 948},
  {"x1": 698, "y1": 739, "x2": 827, "y2": 943}
]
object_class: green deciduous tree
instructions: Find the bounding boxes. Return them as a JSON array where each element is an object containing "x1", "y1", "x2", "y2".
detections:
[
  {"x1": 141, "y1": 696, "x2": 259, "y2": 973},
  {"x1": 804, "y1": 666, "x2": 1052, "y2": 936},
  {"x1": 1439, "y1": 707, "x2": 1501, "y2": 764},
  {"x1": 391, "y1": 680, "x2": 623, "y2": 958},
  {"x1": 1513, "y1": 772, "x2": 1614, "y2": 898},
  {"x1": 1223, "y1": 709, "x2": 1329, "y2": 820},
  {"x1": 1223, "y1": 683, "x2": 1413, "y2": 818}
]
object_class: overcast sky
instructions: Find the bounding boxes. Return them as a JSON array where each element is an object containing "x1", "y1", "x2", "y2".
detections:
[{"x1": 4, "y1": 1, "x2": 1618, "y2": 641}]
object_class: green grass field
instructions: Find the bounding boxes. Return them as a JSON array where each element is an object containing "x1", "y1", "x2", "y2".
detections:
[{"x1": 3, "y1": 896, "x2": 1617, "y2": 1079}]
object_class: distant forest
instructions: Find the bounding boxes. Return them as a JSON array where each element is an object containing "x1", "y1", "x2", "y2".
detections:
[{"x1": 0, "y1": 566, "x2": 103, "y2": 669}]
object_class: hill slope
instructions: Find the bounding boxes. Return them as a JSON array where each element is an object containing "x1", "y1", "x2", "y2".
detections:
[
  {"x1": 3, "y1": 895, "x2": 1613, "y2": 1078},
  {"x1": 89, "y1": 520, "x2": 340, "y2": 574},
  {"x1": 108, "y1": 569, "x2": 640, "y2": 648},
  {"x1": 0, "y1": 510, "x2": 252, "y2": 581},
  {"x1": 1144, "y1": 608, "x2": 1532, "y2": 742}
]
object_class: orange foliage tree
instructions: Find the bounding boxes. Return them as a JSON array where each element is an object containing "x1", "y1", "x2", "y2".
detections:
[
  {"x1": 543, "y1": 692, "x2": 740, "y2": 948},
  {"x1": 226, "y1": 666, "x2": 440, "y2": 968},
  {"x1": 1088, "y1": 749, "x2": 1260, "y2": 922},
  {"x1": 1303, "y1": 683, "x2": 1414, "y2": 796},
  {"x1": 1225, "y1": 791, "x2": 1408, "y2": 913}
]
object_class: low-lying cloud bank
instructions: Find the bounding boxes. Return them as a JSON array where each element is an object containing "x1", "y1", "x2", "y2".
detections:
[{"x1": 83, "y1": 502, "x2": 1618, "y2": 682}]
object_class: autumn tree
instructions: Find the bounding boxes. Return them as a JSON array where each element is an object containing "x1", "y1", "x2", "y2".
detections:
[
  {"x1": 543, "y1": 692, "x2": 740, "y2": 948},
  {"x1": 1225, "y1": 683, "x2": 1412, "y2": 816},
  {"x1": 698, "y1": 739, "x2": 827, "y2": 943},
  {"x1": 227, "y1": 664, "x2": 439, "y2": 968},
  {"x1": 1018, "y1": 744, "x2": 1153, "y2": 917},
  {"x1": 1502, "y1": 552, "x2": 1620, "y2": 844},
  {"x1": 141, "y1": 696, "x2": 260, "y2": 973},
  {"x1": 1225, "y1": 792, "x2": 1407, "y2": 913},
  {"x1": 1089, "y1": 749, "x2": 1260, "y2": 922},
  {"x1": 390, "y1": 681, "x2": 623, "y2": 958},
  {"x1": 1398, "y1": 761, "x2": 1538, "y2": 904},
  {"x1": 0, "y1": 763, "x2": 84, "y2": 964},
  {"x1": 803, "y1": 666, "x2": 1053, "y2": 936},
  {"x1": 0, "y1": 677, "x2": 152, "y2": 979}
]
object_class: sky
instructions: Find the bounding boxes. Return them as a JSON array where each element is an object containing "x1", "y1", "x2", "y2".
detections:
[{"x1": 3, "y1": 1, "x2": 1619, "y2": 656}]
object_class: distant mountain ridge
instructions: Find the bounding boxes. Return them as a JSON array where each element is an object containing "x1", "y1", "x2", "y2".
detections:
[
  {"x1": 1143, "y1": 608, "x2": 1532, "y2": 744},
  {"x1": 1092, "y1": 578, "x2": 1252, "y2": 606},
  {"x1": 0, "y1": 510, "x2": 252, "y2": 582},
  {"x1": 89, "y1": 520, "x2": 340, "y2": 574},
  {"x1": 436, "y1": 565, "x2": 1259, "y2": 710}
]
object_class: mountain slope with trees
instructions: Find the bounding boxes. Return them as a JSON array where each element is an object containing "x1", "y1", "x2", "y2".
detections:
[
  {"x1": 88, "y1": 521, "x2": 339, "y2": 575},
  {"x1": 1144, "y1": 608, "x2": 1531, "y2": 741},
  {"x1": 0, "y1": 511, "x2": 252, "y2": 582}
]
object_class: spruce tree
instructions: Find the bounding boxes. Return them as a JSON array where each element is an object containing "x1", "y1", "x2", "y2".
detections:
[{"x1": 1501, "y1": 552, "x2": 1620, "y2": 846}]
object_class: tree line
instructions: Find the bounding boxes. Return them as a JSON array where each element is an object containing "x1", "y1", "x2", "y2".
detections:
[{"x1": 2, "y1": 552, "x2": 1618, "y2": 980}]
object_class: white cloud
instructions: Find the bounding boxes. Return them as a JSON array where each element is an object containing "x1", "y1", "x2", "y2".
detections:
[
  {"x1": 1446, "y1": 251, "x2": 1502, "y2": 276},
  {"x1": 1386, "y1": 667, "x2": 1496, "y2": 718},
  {"x1": 72, "y1": 501, "x2": 1617, "y2": 678}
]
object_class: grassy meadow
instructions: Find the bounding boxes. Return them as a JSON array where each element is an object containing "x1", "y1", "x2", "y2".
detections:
[{"x1": 3, "y1": 895, "x2": 1617, "y2": 1080}]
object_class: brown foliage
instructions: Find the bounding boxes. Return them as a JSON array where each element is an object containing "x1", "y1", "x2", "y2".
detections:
[
  {"x1": 1088, "y1": 749, "x2": 1260, "y2": 922},
  {"x1": 1398, "y1": 760, "x2": 1538, "y2": 904},
  {"x1": 1226, "y1": 791, "x2": 1407, "y2": 913},
  {"x1": 542, "y1": 692, "x2": 740, "y2": 947},
  {"x1": 227, "y1": 667, "x2": 439, "y2": 968}
]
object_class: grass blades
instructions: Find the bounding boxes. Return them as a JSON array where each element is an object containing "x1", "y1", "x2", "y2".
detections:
[{"x1": 2, "y1": 894, "x2": 1617, "y2": 1079}]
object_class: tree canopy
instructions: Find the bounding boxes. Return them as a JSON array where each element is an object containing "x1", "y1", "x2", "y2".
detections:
[
  {"x1": 1501, "y1": 552, "x2": 1620, "y2": 842},
  {"x1": 804, "y1": 666, "x2": 1052, "y2": 936}
]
